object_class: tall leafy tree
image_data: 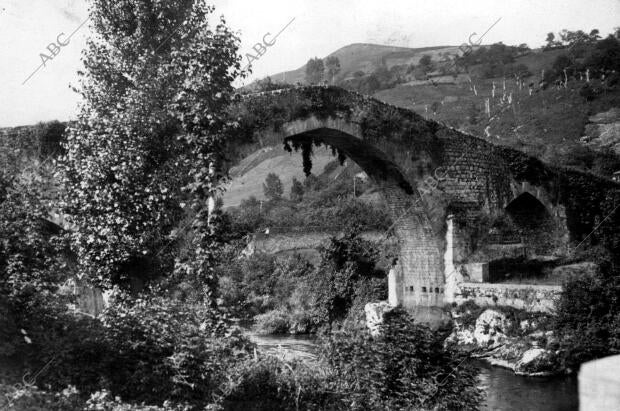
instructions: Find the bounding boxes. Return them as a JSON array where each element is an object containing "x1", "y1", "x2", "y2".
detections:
[
  {"x1": 325, "y1": 56, "x2": 341, "y2": 84},
  {"x1": 290, "y1": 177, "x2": 304, "y2": 201},
  {"x1": 60, "y1": 0, "x2": 243, "y2": 297},
  {"x1": 418, "y1": 54, "x2": 433, "y2": 72},
  {"x1": 305, "y1": 57, "x2": 324, "y2": 84},
  {"x1": 263, "y1": 173, "x2": 283, "y2": 201}
]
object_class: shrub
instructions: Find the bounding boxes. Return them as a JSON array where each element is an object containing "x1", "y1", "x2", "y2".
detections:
[
  {"x1": 13, "y1": 292, "x2": 254, "y2": 409},
  {"x1": 214, "y1": 356, "x2": 339, "y2": 410},
  {"x1": 263, "y1": 173, "x2": 283, "y2": 201},
  {"x1": 290, "y1": 177, "x2": 304, "y2": 201},
  {"x1": 310, "y1": 230, "x2": 386, "y2": 328},
  {"x1": 321, "y1": 308, "x2": 482, "y2": 410},
  {"x1": 555, "y1": 261, "x2": 620, "y2": 369},
  {"x1": 254, "y1": 308, "x2": 291, "y2": 334},
  {"x1": 0, "y1": 173, "x2": 72, "y2": 361}
]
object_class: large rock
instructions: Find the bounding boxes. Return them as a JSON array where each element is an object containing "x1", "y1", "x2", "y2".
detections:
[
  {"x1": 473, "y1": 309, "x2": 512, "y2": 348},
  {"x1": 364, "y1": 301, "x2": 395, "y2": 337},
  {"x1": 514, "y1": 348, "x2": 560, "y2": 375}
]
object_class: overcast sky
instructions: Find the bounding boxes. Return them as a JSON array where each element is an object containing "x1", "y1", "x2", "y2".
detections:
[{"x1": 1, "y1": 0, "x2": 618, "y2": 127}]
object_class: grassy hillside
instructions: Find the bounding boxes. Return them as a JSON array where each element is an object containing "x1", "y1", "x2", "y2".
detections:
[
  {"x1": 223, "y1": 146, "x2": 350, "y2": 208},
  {"x1": 372, "y1": 50, "x2": 620, "y2": 171},
  {"x1": 258, "y1": 43, "x2": 452, "y2": 85}
]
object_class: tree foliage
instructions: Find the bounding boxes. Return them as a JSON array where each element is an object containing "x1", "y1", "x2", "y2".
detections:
[
  {"x1": 290, "y1": 177, "x2": 304, "y2": 201},
  {"x1": 321, "y1": 309, "x2": 482, "y2": 410},
  {"x1": 305, "y1": 57, "x2": 325, "y2": 84},
  {"x1": 0, "y1": 173, "x2": 70, "y2": 358},
  {"x1": 59, "y1": 0, "x2": 243, "y2": 295},
  {"x1": 325, "y1": 56, "x2": 341, "y2": 84},
  {"x1": 419, "y1": 54, "x2": 433, "y2": 72},
  {"x1": 263, "y1": 172, "x2": 283, "y2": 201},
  {"x1": 309, "y1": 229, "x2": 386, "y2": 327},
  {"x1": 555, "y1": 260, "x2": 620, "y2": 369}
]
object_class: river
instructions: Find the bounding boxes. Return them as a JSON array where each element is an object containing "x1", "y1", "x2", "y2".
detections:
[{"x1": 248, "y1": 334, "x2": 579, "y2": 411}]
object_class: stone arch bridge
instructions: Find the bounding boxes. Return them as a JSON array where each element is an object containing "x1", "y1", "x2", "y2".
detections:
[{"x1": 231, "y1": 86, "x2": 620, "y2": 314}]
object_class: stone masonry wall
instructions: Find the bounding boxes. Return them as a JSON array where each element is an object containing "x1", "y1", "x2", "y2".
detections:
[{"x1": 454, "y1": 282, "x2": 562, "y2": 313}]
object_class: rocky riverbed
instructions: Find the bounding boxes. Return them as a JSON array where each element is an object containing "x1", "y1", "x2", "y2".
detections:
[
  {"x1": 445, "y1": 306, "x2": 565, "y2": 376},
  {"x1": 365, "y1": 301, "x2": 567, "y2": 377}
]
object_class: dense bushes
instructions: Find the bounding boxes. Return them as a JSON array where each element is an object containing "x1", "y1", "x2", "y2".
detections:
[
  {"x1": 321, "y1": 308, "x2": 482, "y2": 410},
  {"x1": 228, "y1": 171, "x2": 392, "y2": 237},
  {"x1": 459, "y1": 42, "x2": 530, "y2": 79},
  {"x1": 216, "y1": 357, "x2": 339, "y2": 410},
  {"x1": 217, "y1": 310, "x2": 483, "y2": 411},
  {"x1": 4, "y1": 290, "x2": 255, "y2": 409},
  {"x1": 546, "y1": 35, "x2": 620, "y2": 86},
  {"x1": 217, "y1": 229, "x2": 389, "y2": 335},
  {"x1": 309, "y1": 230, "x2": 388, "y2": 329},
  {"x1": 555, "y1": 260, "x2": 620, "y2": 369},
  {"x1": 0, "y1": 171, "x2": 71, "y2": 360},
  {"x1": 217, "y1": 252, "x2": 314, "y2": 322},
  {"x1": 0, "y1": 179, "x2": 256, "y2": 408}
]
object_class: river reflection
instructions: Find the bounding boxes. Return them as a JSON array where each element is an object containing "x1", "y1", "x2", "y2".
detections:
[{"x1": 247, "y1": 333, "x2": 579, "y2": 411}]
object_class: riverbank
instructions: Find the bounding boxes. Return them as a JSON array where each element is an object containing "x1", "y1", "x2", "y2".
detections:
[{"x1": 247, "y1": 333, "x2": 579, "y2": 410}]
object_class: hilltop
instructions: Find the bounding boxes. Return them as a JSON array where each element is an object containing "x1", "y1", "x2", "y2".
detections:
[{"x1": 253, "y1": 43, "x2": 453, "y2": 85}]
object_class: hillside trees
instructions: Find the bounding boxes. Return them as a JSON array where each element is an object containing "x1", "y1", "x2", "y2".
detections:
[
  {"x1": 305, "y1": 57, "x2": 325, "y2": 84},
  {"x1": 548, "y1": 34, "x2": 620, "y2": 84},
  {"x1": 263, "y1": 172, "x2": 283, "y2": 201},
  {"x1": 59, "y1": 0, "x2": 243, "y2": 294},
  {"x1": 419, "y1": 54, "x2": 433, "y2": 72},
  {"x1": 325, "y1": 55, "x2": 341, "y2": 84},
  {"x1": 290, "y1": 177, "x2": 304, "y2": 201},
  {"x1": 545, "y1": 32, "x2": 560, "y2": 50}
]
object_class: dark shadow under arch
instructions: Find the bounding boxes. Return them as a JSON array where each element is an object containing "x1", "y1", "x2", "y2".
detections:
[{"x1": 285, "y1": 127, "x2": 414, "y2": 195}]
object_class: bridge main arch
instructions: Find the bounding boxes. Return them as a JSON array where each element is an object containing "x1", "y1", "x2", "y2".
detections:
[
  {"x1": 256, "y1": 114, "x2": 448, "y2": 312},
  {"x1": 235, "y1": 86, "x2": 620, "y2": 317}
]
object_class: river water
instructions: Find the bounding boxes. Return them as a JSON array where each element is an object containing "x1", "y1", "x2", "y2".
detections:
[{"x1": 248, "y1": 334, "x2": 579, "y2": 411}]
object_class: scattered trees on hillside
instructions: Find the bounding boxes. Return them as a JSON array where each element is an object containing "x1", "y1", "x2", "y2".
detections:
[
  {"x1": 306, "y1": 57, "x2": 325, "y2": 84},
  {"x1": 419, "y1": 54, "x2": 433, "y2": 72},
  {"x1": 253, "y1": 76, "x2": 290, "y2": 92},
  {"x1": 459, "y1": 42, "x2": 531, "y2": 79},
  {"x1": 546, "y1": 33, "x2": 620, "y2": 88},
  {"x1": 545, "y1": 32, "x2": 562, "y2": 50},
  {"x1": 544, "y1": 28, "x2": 604, "y2": 52},
  {"x1": 263, "y1": 173, "x2": 283, "y2": 201}
]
